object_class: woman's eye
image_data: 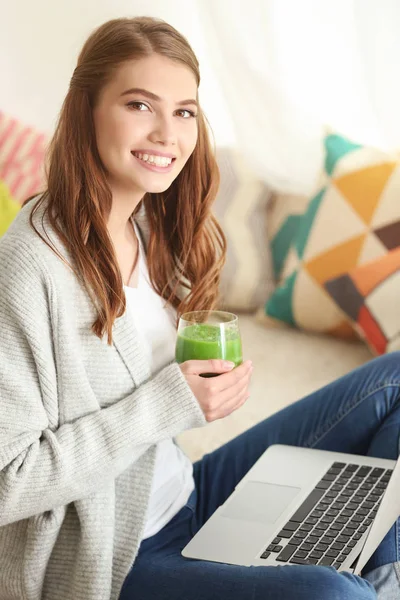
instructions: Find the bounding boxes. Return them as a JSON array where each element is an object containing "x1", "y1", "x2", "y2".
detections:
[
  {"x1": 176, "y1": 109, "x2": 197, "y2": 119},
  {"x1": 126, "y1": 103, "x2": 196, "y2": 118},
  {"x1": 127, "y1": 101, "x2": 149, "y2": 111}
]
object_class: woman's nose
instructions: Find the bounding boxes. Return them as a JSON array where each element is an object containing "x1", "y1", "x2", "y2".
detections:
[{"x1": 148, "y1": 116, "x2": 177, "y2": 146}]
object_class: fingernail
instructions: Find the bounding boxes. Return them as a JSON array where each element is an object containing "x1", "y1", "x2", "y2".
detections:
[{"x1": 224, "y1": 361, "x2": 235, "y2": 369}]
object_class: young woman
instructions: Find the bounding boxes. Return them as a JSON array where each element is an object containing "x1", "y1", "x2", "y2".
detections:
[{"x1": 0, "y1": 16, "x2": 398, "y2": 600}]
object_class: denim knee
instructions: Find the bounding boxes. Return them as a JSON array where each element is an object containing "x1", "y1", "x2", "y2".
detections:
[
  {"x1": 301, "y1": 569, "x2": 377, "y2": 600},
  {"x1": 329, "y1": 571, "x2": 376, "y2": 600},
  {"x1": 339, "y1": 572, "x2": 377, "y2": 600},
  {"x1": 368, "y1": 352, "x2": 400, "y2": 379}
]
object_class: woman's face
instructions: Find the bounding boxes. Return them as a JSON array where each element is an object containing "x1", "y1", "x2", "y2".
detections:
[{"x1": 93, "y1": 54, "x2": 199, "y2": 198}]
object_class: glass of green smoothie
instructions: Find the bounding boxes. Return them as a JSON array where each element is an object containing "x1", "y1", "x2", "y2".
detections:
[{"x1": 175, "y1": 310, "x2": 243, "y2": 377}]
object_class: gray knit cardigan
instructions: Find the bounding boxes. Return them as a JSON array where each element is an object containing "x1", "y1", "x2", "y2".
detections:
[{"x1": 0, "y1": 199, "x2": 206, "y2": 600}]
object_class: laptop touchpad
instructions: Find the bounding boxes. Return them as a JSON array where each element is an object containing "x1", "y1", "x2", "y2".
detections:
[{"x1": 220, "y1": 480, "x2": 301, "y2": 524}]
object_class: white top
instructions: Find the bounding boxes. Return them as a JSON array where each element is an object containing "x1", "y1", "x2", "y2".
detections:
[{"x1": 124, "y1": 221, "x2": 195, "y2": 540}]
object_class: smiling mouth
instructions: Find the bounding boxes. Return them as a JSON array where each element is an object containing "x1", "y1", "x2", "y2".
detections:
[{"x1": 131, "y1": 151, "x2": 176, "y2": 168}]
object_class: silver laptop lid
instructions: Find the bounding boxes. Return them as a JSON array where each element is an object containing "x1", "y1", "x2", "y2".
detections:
[{"x1": 354, "y1": 456, "x2": 400, "y2": 575}]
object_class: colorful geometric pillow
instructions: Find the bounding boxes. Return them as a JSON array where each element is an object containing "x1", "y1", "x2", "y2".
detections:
[
  {"x1": 214, "y1": 148, "x2": 274, "y2": 313},
  {"x1": 324, "y1": 248, "x2": 400, "y2": 355},
  {"x1": 258, "y1": 132, "x2": 400, "y2": 338},
  {"x1": 0, "y1": 111, "x2": 47, "y2": 204},
  {"x1": 0, "y1": 180, "x2": 20, "y2": 237}
]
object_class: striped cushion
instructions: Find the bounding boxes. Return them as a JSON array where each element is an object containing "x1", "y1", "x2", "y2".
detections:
[
  {"x1": 214, "y1": 148, "x2": 274, "y2": 313},
  {"x1": 0, "y1": 111, "x2": 47, "y2": 203}
]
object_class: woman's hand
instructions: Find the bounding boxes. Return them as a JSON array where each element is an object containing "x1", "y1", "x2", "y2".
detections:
[{"x1": 178, "y1": 359, "x2": 253, "y2": 422}]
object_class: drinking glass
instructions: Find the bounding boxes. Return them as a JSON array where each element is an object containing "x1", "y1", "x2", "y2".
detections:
[{"x1": 175, "y1": 310, "x2": 243, "y2": 377}]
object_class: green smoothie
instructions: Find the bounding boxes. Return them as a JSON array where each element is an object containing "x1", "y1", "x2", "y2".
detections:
[{"x1": 175, "y1": 323, "x2": 242, "y2": 376}]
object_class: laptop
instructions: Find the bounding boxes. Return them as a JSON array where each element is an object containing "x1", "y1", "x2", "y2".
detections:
[{"x1": 182, "y1": 445, "x2": 400, "y2": 575}]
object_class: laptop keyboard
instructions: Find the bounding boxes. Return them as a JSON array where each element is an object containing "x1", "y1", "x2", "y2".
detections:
[{"x1": 259, "y1": 462, "x2": 393, "y2": 569}]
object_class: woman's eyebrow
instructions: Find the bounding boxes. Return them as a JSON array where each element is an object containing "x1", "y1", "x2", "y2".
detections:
[{"x1": 120, "y1": 87, "x2": 198, "y2": 107}]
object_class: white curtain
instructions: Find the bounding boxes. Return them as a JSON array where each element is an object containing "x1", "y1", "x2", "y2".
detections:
[{"x1": 198, "y1": 0, "x2": 400, "y2": 194}]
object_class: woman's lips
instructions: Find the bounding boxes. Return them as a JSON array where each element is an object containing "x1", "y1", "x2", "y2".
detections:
[{"x1": 131, "y1": 153, "x2": 175, "y2": 173}]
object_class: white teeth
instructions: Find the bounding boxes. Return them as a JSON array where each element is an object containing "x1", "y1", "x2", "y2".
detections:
[{"x1": 133, "y1": 152, "x2": 173, "y2": 167}]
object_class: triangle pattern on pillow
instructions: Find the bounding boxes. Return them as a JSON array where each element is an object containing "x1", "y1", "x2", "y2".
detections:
[
  {"x1": 302, "y1": 185, "x2": 366, "y2": 262},
  {"x1": 333, "y1": 163, "x2": 397, "y2": 225},
  {"x1": 304, "y1": 234, "x2": 366, "y2": 286},
  {"x1": 324, "y1": 134, "x2": 362, "y2": 176}
]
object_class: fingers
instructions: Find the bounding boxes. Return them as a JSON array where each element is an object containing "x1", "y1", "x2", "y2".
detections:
[
  {"x1": 203, "y1": 364, "x2": 252, "y2": 422},
  {"x1": 217, "y1": 370, "x2": 251, "y2": 408},
  {"x1": 204, "y1": 360, "x2": 253, "y2": 394},
  {"x1": 181, "y1": 359, "x2": 236, "y2": 376},
  {"x1": 207, "y1": 384, "x2": 251, "y2": 422},
  {"x1": 179, "y1": 358, "x2": 253, "y2": 424}
]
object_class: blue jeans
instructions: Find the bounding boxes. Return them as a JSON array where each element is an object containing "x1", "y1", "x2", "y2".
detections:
[{"x1": 120, "y1": 353, "x2": 400, "y2": 599}]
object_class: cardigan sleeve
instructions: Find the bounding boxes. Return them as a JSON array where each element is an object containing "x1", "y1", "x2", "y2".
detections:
[{"x1": 0, "y1": 237, "x2": 206, "y2": 527}]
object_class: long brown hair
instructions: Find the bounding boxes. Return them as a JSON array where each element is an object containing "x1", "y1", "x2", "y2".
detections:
[{"x1": 24, "y1": 17, "x2": 226, "y2": 345}]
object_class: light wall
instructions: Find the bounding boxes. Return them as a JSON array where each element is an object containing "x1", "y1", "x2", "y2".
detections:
[{"x1": 1, "y1": 0, "x2": 236, "y2": 146}]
